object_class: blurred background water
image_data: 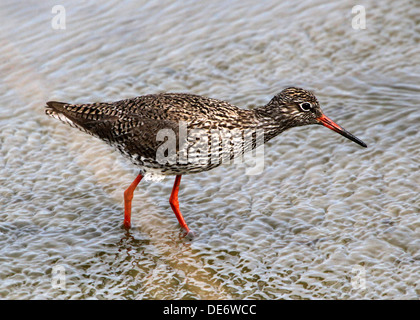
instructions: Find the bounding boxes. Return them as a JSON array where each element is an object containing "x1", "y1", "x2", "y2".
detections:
[{"x1": 0, "y1": 0, "x2": 419, "y2": 299}]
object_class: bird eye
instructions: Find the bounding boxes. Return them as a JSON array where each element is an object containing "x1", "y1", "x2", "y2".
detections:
[{"x1": 300, "y1": 102, "x2": 312, "y2": 112}]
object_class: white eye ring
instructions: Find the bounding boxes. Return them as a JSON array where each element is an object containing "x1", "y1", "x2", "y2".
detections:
[{"x1": 300, "y1": 102, "x2": 312, "y2": 112}]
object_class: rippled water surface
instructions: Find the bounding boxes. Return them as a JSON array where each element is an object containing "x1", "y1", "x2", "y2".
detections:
[{"x1": 0, "y1": 0, "x2": 419, "y2": 299}]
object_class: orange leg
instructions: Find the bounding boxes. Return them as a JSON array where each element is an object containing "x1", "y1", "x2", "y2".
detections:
[
  {"x1": 123, "y1": 174, "x2": 143, "y2": 229},
  {"x1": 169, "y1": 175, "x2": 192, "y2": 236}
]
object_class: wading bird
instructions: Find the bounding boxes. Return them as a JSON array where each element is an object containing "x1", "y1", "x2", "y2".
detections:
[{"x1": 46, "y1": 87, "x2": 367, "y2": 238}]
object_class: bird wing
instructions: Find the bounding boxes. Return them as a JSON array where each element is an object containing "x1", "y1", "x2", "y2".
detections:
[{"x1": 45, "y1": 100, "x2": 181, "y2": 160}]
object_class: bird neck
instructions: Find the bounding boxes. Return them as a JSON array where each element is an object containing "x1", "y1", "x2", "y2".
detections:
[{"x1": 254, "y1": 102, "x2": 295, "y2": 143}]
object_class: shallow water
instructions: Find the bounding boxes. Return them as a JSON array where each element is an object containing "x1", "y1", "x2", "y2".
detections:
[{"x1": 0, "y1": 0, "x2": 419, "y2": 299}]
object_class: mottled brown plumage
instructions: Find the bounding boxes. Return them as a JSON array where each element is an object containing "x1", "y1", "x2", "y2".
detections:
[{"x1": 45, "y1": 87, "x2": 366, "y2": 236}]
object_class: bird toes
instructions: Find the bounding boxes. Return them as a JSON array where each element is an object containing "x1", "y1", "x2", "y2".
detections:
[{"x1": 182, "y1": 229, "x2": 196, "y2": 240}]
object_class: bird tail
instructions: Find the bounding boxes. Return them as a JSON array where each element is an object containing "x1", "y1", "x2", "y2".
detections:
[
  {"x1": 45, "y1": 101, "x2": 119, "y2": 137},
  {"x1": 45, "y1": 101, "x2": 81, "y2": 129}
]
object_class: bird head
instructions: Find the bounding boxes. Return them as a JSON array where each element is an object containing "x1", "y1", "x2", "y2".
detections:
[{"x1": 267, "y1": 87, "x2": 367, "y2": 148}]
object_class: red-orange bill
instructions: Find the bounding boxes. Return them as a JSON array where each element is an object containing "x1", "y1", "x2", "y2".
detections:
[{"x1": 317, "y1": 115, "x2": 367, "y2": 148}]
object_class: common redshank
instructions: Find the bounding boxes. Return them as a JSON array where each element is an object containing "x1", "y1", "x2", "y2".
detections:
[{"x1": 45, "y1": 87, "x2": 367, "y2": 237}]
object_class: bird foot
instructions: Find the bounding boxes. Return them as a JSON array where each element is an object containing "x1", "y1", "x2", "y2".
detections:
[{"x1": 182, "y1": 229, "x2": 196, "y2": 240}]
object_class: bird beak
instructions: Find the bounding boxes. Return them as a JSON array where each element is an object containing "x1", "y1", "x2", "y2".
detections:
[{"x1": 316, "y1": 114, "x2": 367, "y2": 148}]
